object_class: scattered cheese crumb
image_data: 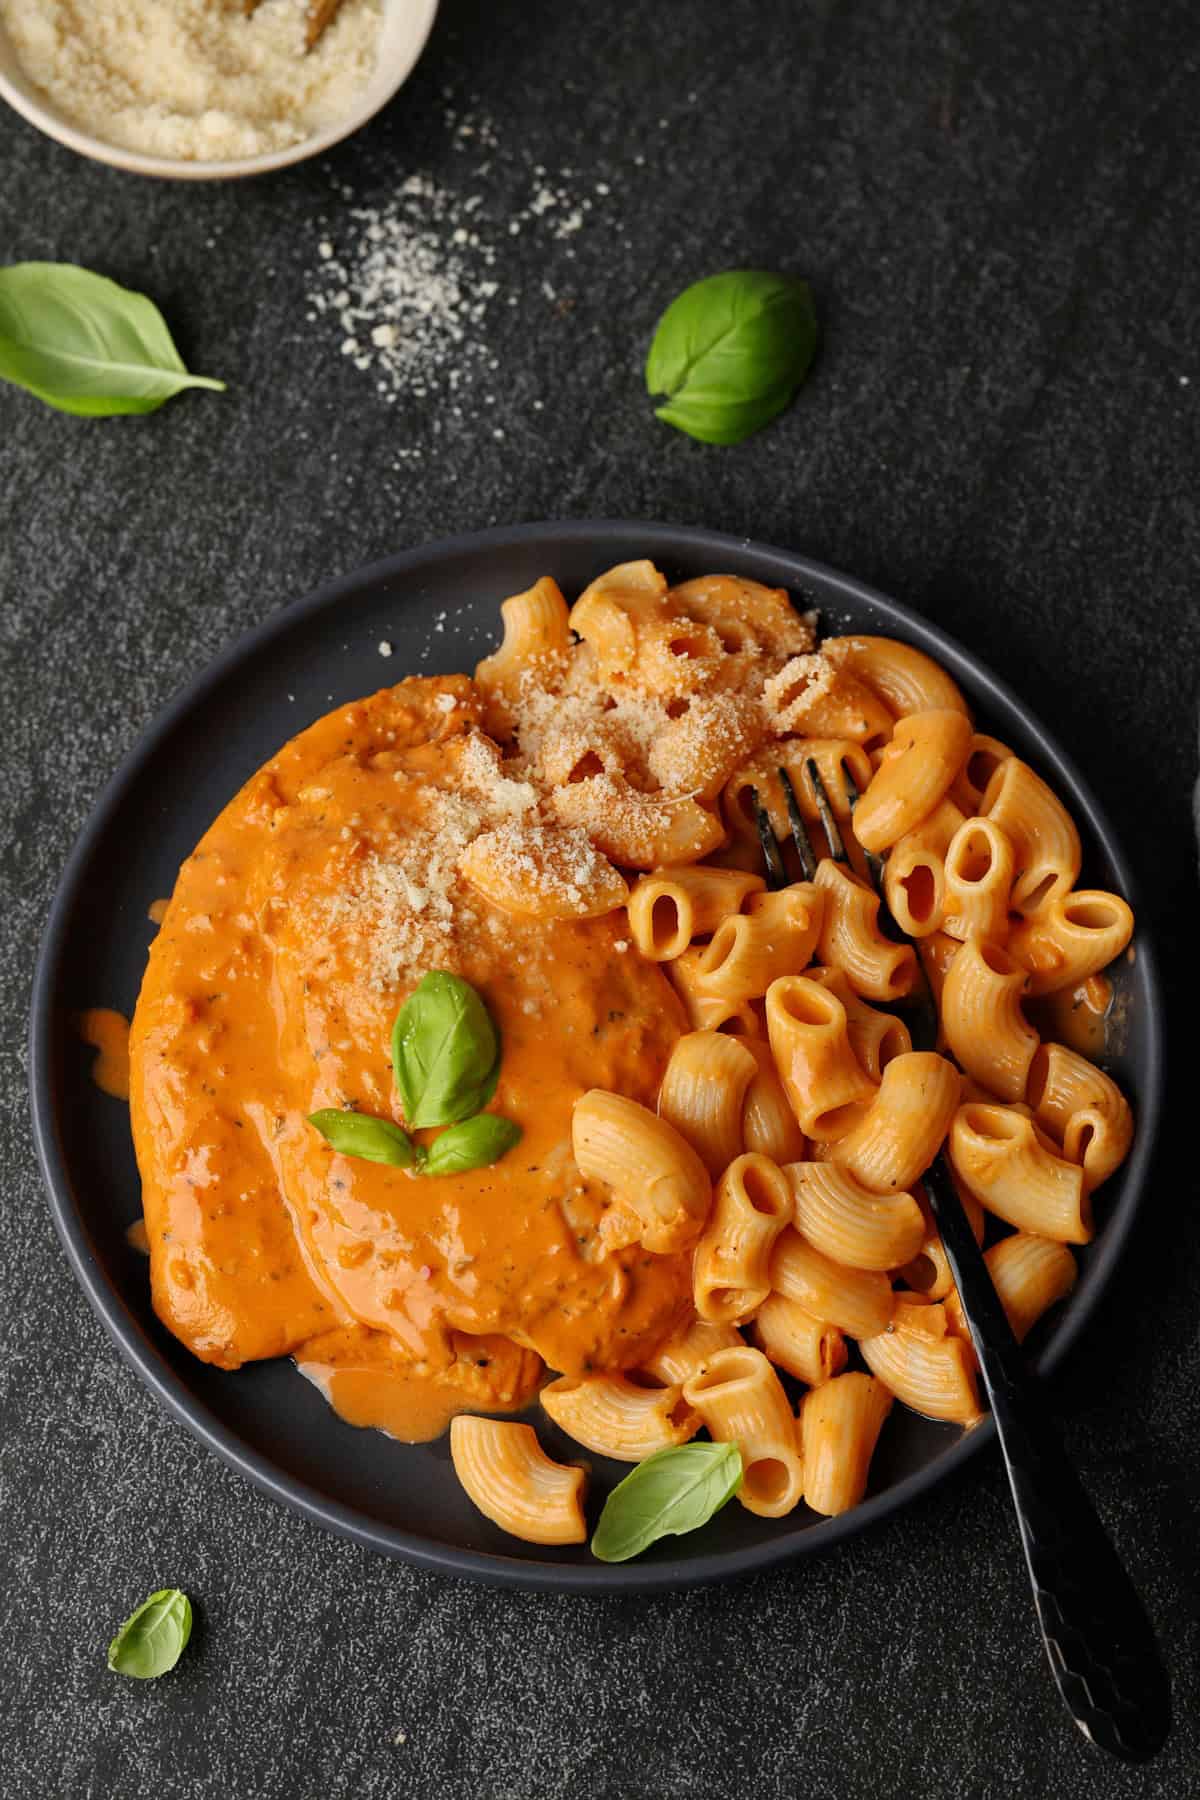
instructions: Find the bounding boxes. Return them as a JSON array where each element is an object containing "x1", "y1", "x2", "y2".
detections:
[{"x1": 378, "y1": 640, "x2": 393, "y2": 657}]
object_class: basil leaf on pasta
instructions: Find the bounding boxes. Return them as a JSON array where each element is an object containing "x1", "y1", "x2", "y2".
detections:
[
  {"x1": 424, "y1": 1113, "x2": 522, "y2": 1177},
  {"x1": 107, "y1": 1589, "x2": 192, "y2": 1680},
  {"x1": 645, "y1": 270, "x2": 818, "y2": 445},
  {"x1": 591, "y1": 1442, "x2": 743, "y2": 1562},
  {"x1": 391, "y1": 971, "x2": 502, "y2": 1129},
  {"x1": 308, "y1": 1109, "x2": 417, "y2": 1167},
  {"x1": 0, "y1": 264, "x2": 225, "y2": 417}
]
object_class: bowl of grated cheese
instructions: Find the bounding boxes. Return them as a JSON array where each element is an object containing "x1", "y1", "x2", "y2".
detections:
[{"x1": 0, "y1": 0, "x2": 440, "y2": 180}]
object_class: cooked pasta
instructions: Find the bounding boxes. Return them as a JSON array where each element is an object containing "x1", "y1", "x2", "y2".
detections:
[
  {"x1": 800, "y1": 1372, "x2": 895, "y2": 1515},
  {"x1": 642, "y1": 1318, "x2": 744, "y2": 1386},
  {"x1": 688, "y1": 883, "x2": 824, "y2": 1003},
  {"x1": 736, "y1": 1035, "x2": 808, "y2": 1163},
  {"x1": 626, "y1": 865, "x2": 764, "y2": 961},
  {"x1": 945, "y1": 1234, "x2": 1078, "y2": 1346},
  {"x1": 821, "y1": 635, "x2": 969, "y2": 719},
  {"x1": 806, "y1": 967, "x2": 912, "y2": 1081},
  {"x1": 859, "y1": 1300, "x2": 983, "y2": 1425},
  {"x1": 770, "y1": 1228, "x2": 894, "y2": 1337},
  {"x1": 785, "y1": 1159, "x2": 926, "y2": 1272},
  {"x1": 683, "y1": 1346, "x2": 805, "y2": 1518},
  {"x1": 851, "y1": 709, "x2": 974, "y2": 852},
  {"x1": 126, "y1": 551, "x2": 1136, "y2": 1556},
  {"x1": 692, "y1": 1153, "x2": 793, "y2": 1323},
  {"x1": 831, "y1": 1051, "x2": 960, "y2": 1195},
  {"x1": 1026, "y1": 1041, "x2": 1133, "y2": 1190},
  {"x1": 540, "y1": 1373, "x2": 699, "y2": 1461},
  {"x1": 1007, "y1": 890, "x2": 1135, "y2": 997},
  {"x1": 941, "y1": 817, "x2": 1015, "y2": 944},
  {"x1": 765, "y1": 975, "x2": 878, "y2": 1141},
  {"x1": 812, "y1": 861, "x2": 918, "y2": 1002},
  {"x1": 881, "y1": 796, "x2": 966, "y2": 939},
  {"x1": 948, "y1": 1102, "x2": 1091, "y2": 1243},
  {"x1": 979, "y1": 756, "x2": 1081, "y2": 916},
  {"x1": 941, "y1": 939, "x2": 1039, "y2": 1103},
  {"x1": 450, "y1": 1417, "x2": 587, "y2": 1545},
  {"x1": 658, "y1": 1030, "x2": 759, "y2": 1177}
]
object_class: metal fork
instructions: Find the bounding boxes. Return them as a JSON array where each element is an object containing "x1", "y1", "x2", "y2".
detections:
[{"x1": 750, "y1": 761, "x2": 1170, "y2": 1762}]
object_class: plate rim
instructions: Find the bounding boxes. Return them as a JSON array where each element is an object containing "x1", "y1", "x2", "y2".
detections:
[{"x1": 28, "y1": 518, "x2": 1165, "y2": 1593}]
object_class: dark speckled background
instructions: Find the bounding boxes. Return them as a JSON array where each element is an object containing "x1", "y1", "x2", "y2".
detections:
[{"x1": 3, "y1": 2, "x2": 1199, "y2": 1796}]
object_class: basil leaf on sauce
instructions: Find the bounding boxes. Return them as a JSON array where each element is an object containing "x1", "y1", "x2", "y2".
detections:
[
  {"x1": 308, "y1": 1109, "x2": 417, "y2": 1167},
  {"x1": 645, "y1": 270, "x2": 818, "y2": 445},
  {"x1": 424, "y1": 1113, "x2": 522, "y2": 1177},
  {"x1": 0, "y1": 264, "x2": 226, "y2": 417},
  {"x1": 591, "y1": 1442, "x2": 743, "y2": 1562},
  {"x1": 107, "y1": 1588, "x2": 193, "y2": 1680},
  {"x1": 391, "y1": 972, "x2": 502, "y2": 1129}
]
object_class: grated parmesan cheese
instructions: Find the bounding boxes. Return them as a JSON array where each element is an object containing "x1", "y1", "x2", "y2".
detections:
[{"x1": 0, "y1": 0, "x2": 382, "y2": 161}]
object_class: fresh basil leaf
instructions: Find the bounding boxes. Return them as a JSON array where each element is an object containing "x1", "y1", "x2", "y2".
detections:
[
  {"x1": 308, "y1": 1109, "x2": 416, "y2": 1167},
  {"x1": 107, "y1": 1588, "x2": 192, "y2": 1680},
  {"x1": 391, "y1": 972, "x2": 501, "y2": 1129},
  {"x1": 424, "y1": 1113, "x2": 522, "y2": 1176},
  {"x1": 645, "y1": 270, "x2": 817, "y2": 445},
  {"x1": 0, "y1": 263, "x2": 226, "y2": 417},
  {"x1": 591, "y1": 1442, "x2": 743, "y2": 1562}
]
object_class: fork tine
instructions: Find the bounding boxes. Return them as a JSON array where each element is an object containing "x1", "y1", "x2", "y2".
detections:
[
  {"x1": 749, "y1": 787, "x2": 788, "y2": 890},
  {"x1": 778, "y1": 767, "x2": 818, "y2": 882},
  {"x1": 841, "y1": 763, "x2": 887, "y2": 894},
  {"x1": 805, "y1": 759, "x2": 848, "y2": 864}
]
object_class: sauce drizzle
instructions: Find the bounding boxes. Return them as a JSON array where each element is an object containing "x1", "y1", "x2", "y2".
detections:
[{"x1": 78, "y1": 1008, "x2": 131, "y2": 1101}]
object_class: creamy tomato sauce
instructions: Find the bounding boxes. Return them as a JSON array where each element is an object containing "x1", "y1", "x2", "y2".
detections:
[
  {"x1": 79, "y1": 1008, "x2": 131, "y2": 1100},
  {"x1": 129, "y1": 677, "x2": 691, "y2": 1438}
]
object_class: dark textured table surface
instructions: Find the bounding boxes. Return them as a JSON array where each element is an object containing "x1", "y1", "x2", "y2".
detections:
[{"x1": 3, "y1": 3, "x2": 1199, "y2": 1796}]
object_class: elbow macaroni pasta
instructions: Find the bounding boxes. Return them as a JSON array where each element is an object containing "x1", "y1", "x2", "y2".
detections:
[
  {"x1": 683, "y1": 1346, "x2": 804, "y2": 1518},
  {"x1": 945, "y1": 1233, "x2": 1077, "y2": 1346},
  {"x1": 800, "y1": 1372, "x2": 894, "y2": 1515},
  {"x1": 882, "y1": 796, "x2": 966, "y2": 939},
  {"x1": 941, "y1": 939, "x2": 1039, "y2": 1102},
  {"x1": 658, "y1": 1030, "x2": 759, "y2": 1177},
  {"x1": 626, "y1": 865, "x2": 764, "y2": 961},
  {"x1": 736, "y1": 1034, "x2": 808, "y2": 1163},
  {"x1": 769, "y1": 1228, "x2": 894, "y2": 1338},
  {"x1": 821, "y1": 635, "x2": 969, "y2": 719},
  {"x1": 572, "y1": 1090, "x2": 711, "y2": 1254},
  {"x1": 540, "y1": 1374, "x2": 699, "y2": 1461},
  {"x1": 851, "y1": 709, "x2": 974, "y2": 853},
  {"x1": 949, "y1": 1102, "x2": 1091, "y2": 1243},
  {"x1": 860, "y1": 1300, "x2": 983, "y2": 1426},
  {"x1": 813, "y1": 861, "x2": 918, "y2": 1002},
  {"x1": 693, "y1": 1153, "x2": 793, "y2": 1323},
  {"x1": 445, "y1": 568, "x2": 1136, "y2": 1550},
  {"x1": 765, "y1": 975, "x2": 878, "y2": 1140},
  {"x1": 831, "y1": 1051, "x2": 960, "y2": 1195},
  {"x1": 941, "y1": 817, "x2": 1015, "y2": 944},
  {"x1": 1007, "y1": 890, "x2": 1134, "y2": 997},
  {"x1": 1027, "y1": 1042, "x2": 1133, "y2": 1190},
  {"x1": 785, "y1": 1160, "x2": 926, "y2": 1273},
  {"x1": 450, "y1": 1417, "x2": 587, "y2": 1545},
  {"x1": 806, "y1": 966, "x2": 912, "y2": 1081},
  {"x1": 752, "y1": 1292, "x2": 848, "y2": 1386},
  {"x1": 979, "y1": 756, "x2": 1081, "y2": 916}
]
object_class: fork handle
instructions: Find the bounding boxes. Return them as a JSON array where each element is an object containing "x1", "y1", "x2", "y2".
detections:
[{"x1": 924, "y1": 1157, "x2": 1170, "y2": 1761}]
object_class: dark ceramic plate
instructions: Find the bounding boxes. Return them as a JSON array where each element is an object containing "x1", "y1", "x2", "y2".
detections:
[{"x1": 30, "y1": 522, "x2": 1163, "y2": 1592}]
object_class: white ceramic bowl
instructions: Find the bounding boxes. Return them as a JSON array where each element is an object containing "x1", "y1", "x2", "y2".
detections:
[{"x1": 0, "y1": 0, "x2": 439, "y2": 181}]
